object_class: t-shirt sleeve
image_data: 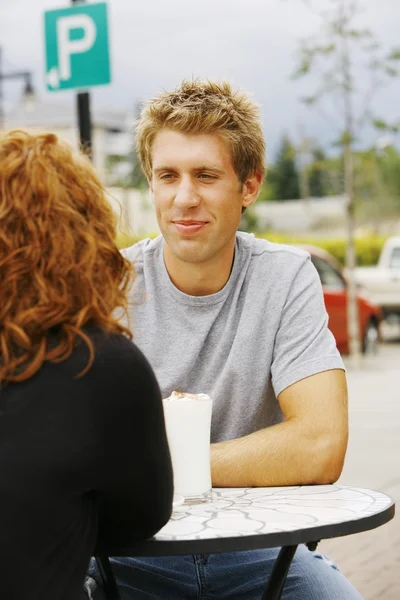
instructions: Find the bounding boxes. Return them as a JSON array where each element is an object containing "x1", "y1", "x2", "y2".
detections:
[
  {"x1": 271, "y1": 255, "x2": 345, "y2": 398},
  {"x1": 89, "y1": 336, "x2": 173, "y2": 547}
]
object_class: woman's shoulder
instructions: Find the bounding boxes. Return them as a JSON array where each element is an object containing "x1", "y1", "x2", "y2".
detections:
[
  {"x1": 86, "y1": 328, "x2": 161, "y2": 419},
  {"x1": 64, "y1": 327, "x2": 160, "y2": 416},
  {"x1": 46, "y1": 326, "x2": 154, "y2": 388},
  {"x1": 86, "y1": 326, "x2": 152, "y2": 373}
]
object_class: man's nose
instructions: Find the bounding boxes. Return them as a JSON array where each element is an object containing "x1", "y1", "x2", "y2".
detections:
[{"x1": 174, "y1": 178, "x2": 200, "y2": 208}]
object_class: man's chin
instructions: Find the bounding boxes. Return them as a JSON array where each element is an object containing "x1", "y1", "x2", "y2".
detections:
[
  {"x1": 169, "y1": 240, "x2": 210, "y2": 264},
  {"x1": 177, "y1": 249, "x2": 209, "y2": 265}
]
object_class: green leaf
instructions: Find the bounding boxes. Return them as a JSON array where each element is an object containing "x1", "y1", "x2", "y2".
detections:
[
  {"x1": 292, "y1": 61, "x2": 312, "y2": 79},
  {"x1": 341, "y1": 131, "x2": 353, "y2": 145},
  {"x1": 301, "y1": 95, "x2": 317, "y2": 105},
  {"x1": 332, "y1": 131, "x2": 356, "y2": 147},
  {"x1": 372, "y1": 119, "x2": 389, "y2": 131},
  {"x1": 347, "y1": 28, "x2": 372, "y2": 39},
  {"x1": 385, "y1": 66, "x2": 398, "y2": 77},
  {"x1": 370, "y1": 117, "x2": 400, "y2": 134},
  {"x1": 388, "y1": 48, "x2": 400, "y2": 61},
  {"x1": 319, "y1": 43, "x2": 336, "y2": 54}
]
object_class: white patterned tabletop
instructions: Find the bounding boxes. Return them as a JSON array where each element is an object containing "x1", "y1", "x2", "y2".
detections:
[{"x1": 155, "y1": 485, "x2": 394, "y2": 542}]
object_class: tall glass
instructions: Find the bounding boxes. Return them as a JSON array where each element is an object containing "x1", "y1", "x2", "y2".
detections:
[{"x1": 162, "y1": 392, "x2": 213, "y2": 503}]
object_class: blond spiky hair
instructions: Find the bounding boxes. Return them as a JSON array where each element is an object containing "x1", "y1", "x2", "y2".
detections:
[{"x1": 135, "y1": 79, "x2": 266, "y2": 183}]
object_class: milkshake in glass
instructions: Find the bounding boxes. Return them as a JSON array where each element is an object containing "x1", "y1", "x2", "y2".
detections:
[{"x1": 162, "y1": 391, "x2": 213, "y2": 503}]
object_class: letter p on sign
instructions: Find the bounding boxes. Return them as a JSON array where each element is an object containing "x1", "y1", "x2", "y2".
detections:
[
  {"x1": 58, "y1": 15, "x2": 97, "y2": 81},
  {"x1": 44, "y1": 2, "x2": 111, "y2": 92}
]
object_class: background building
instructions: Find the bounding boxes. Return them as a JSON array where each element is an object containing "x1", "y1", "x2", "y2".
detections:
[{"x1": 3, "y1": 99, "x2": 132, "y2": 184}]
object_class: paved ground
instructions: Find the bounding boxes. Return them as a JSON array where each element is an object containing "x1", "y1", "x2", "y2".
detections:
[{"x1": 319, "y1": 326, "x2": 400, "y2": 599}]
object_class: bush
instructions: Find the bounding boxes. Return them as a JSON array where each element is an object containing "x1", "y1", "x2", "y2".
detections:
[
  {"x1": 115, "y1": 232, "x2": 161, "y2": 249},
  {"x1": 255, "y1": 232, "x2": 388, "y2": 266},
  {"x1": 115, "y1": 231, "x2": 388, "y2": 267}
]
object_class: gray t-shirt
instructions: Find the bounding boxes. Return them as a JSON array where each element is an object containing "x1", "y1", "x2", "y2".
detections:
[{"x1": 121, "y1": 232, "x2": 344, "y2": 443}]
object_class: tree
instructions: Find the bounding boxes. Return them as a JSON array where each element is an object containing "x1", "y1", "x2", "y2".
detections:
[
  {"x1": 104, "y1": 102, "x2": 149, "y2": 189},
  {"x1": 308, "y1": 147, "x2": 329, "y2": 197},
  {"x1": 129, "y1": 102, "x2": 149, "y2": 189},
  {"x1": 268, "y1": 135, "x2": 301, "y2": 200},
  {"x1": 377, "y1": 145, "x2": 400, "y2": 200},
  {"x1": 354, "y1": 144, "x2": 400, "y2": 228},
  {"x1": 129, "y1": 145, "x2": 148, "y2": 189},
  {"x1": 321, "y1": 154, "x2": 345, "y2": 196},
  {"x1": 291, "y1": 0, "x2": 400, "y2": 362},
  {"x1": 257, "y1": 179, "x2": 276, "y2": 202}
]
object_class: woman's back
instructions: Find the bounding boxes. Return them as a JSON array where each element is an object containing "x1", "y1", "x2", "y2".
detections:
[{"x1": 0, "y1": 327, "x2": 173, "y2": 600}]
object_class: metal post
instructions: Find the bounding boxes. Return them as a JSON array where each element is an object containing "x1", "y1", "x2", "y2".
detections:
[
  {"x1": 72, "y1": 0, "x2": 92, "y2": 159},
  {"x1": 95, "y1": 554, "x2": 121, "y2": 600},
  {"x1": 261, "y1": 545, "x2": 298, "y2": 600},
  {"x1": 76, "y1": 91, "x2": 92, "y2": 157}
]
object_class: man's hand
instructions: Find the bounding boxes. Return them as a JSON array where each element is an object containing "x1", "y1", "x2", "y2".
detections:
[{"x1": 211, "y1": 369, "x2": 348, "y2": 487}]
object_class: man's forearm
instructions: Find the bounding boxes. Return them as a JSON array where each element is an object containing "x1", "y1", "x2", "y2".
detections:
[{"x1": 211, "y1": 419, "x2": 346, "y2": 488}]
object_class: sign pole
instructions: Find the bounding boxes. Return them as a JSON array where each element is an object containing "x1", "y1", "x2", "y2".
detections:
[
  {"x1": 72, "y1": 0, "x2": 92, "y2": 159},
  {"x1": 76, "y1": 90, "x2": 92, "y2": 158}
]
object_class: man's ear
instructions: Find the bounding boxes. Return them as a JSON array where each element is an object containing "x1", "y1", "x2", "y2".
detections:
[{"x1": 242, "y1": 171, "x2": 263, "y2": 209}]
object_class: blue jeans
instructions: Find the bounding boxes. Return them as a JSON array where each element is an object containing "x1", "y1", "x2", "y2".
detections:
[{"x1": 87, "y1": 545, "x2": 364, "y2": 599}]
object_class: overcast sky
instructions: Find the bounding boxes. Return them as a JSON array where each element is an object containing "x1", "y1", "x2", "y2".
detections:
[{"x1": 1, "y1": 0, "x2": 399, "y2": 156}]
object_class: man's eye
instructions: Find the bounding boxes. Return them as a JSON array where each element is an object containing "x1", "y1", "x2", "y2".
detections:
[
  {"x1": 198, "y1": 173, "x2": 216, "y2": 180},
  {"x1": 160, "y1": 173, "x2": 175, "y2": 180}
]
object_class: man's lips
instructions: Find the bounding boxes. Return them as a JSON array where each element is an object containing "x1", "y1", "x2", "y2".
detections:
[
  {"x1": 172, "y1": 220, "x2": 209, "y2": 235},
  {"x1": 173, "y1": 220, "x2": 208, "y2": 225}
]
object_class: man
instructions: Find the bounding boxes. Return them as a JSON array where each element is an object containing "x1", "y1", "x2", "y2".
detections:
[{"x1": 90, "y1": 79, "x2": 362, "y2": 599}]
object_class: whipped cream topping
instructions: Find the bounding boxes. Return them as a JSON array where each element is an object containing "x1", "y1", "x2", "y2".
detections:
[{"x1": 164, "y1": 391, "x2": 211, "y2": 402}]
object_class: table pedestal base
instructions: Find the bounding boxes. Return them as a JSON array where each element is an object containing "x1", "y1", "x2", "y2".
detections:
[
  {"x1": 261, "y1": 545, "x2": 298, "y2": 600},
  {"x1": 95, "y1": 553, "x2": 120, "y2": 600}
]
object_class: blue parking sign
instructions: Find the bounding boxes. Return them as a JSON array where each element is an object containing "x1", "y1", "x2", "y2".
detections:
[{"x1": 44, "y1": 2, "x2": 111, "y2": 92}]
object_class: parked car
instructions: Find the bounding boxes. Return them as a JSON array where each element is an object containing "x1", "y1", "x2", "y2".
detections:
[
  {"x1": 353, "y1": 236, "x2": 400, "y2": 321},
  {"x1": 298, "y1": 245, "x2": 382, "y2": 355}
]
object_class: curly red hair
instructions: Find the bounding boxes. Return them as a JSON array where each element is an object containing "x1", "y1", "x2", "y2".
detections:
[{"x1": 0, "y1": 129, "x2": 134, "y2": 383}]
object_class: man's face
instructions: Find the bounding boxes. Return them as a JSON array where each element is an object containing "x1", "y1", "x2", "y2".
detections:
[{"x1": 150, "y1": 129, "x2": 258, "y2": 267}]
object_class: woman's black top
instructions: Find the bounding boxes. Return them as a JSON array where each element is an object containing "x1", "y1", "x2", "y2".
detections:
[{"x1": 0, "y1": 327, "x2": 173, "y2": 599}]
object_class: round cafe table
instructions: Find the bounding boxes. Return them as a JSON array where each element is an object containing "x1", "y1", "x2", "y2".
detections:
[{"x1": 95, "y1": 484, "x2": 395, "y2": 600}]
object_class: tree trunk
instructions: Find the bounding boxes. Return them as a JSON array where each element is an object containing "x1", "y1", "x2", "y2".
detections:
[
  {"x1": 344, "y1": 143, "x2": 362, "y2": 363},
  {"x1": 341, "y1": 0, "x2": 362, "y2": 365}
]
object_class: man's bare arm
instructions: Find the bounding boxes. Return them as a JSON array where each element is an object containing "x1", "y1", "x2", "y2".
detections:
[{"x1": 211, "y1": 369, "x2": 348, "y2": 487}]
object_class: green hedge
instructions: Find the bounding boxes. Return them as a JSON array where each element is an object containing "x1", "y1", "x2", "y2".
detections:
[
  {"x1": 116, "y1": 231, "x2": 388, "y2": 267},
  {"x1": 255, "y1": 233, "x2": 388, "y2": 266},
  {"x1": 115, "y1": 232, "x2": 142, "y2": 249}
]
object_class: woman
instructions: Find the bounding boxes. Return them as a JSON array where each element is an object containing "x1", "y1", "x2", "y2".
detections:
[{"x1": 0, "y1": 130, "x2": 173, "y2": 599}]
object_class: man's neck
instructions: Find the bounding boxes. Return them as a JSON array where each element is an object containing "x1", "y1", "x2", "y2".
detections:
[{"x1": 163, "y1": 245, "x2": 235, "y2": 296}]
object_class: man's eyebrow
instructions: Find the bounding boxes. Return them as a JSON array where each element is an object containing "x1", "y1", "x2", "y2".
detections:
[
  {"x1": 153, "y1": 166, "x2": 174, "y2": 174},
  {"x1": 193, "y1": 166, "x2": 225, "y2": 174},
  {"x1": 153, "y1": 165, "x2": 225, "y2": 174}
]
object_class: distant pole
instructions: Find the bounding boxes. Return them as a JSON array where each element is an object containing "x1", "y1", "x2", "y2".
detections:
[{"x1": 72, "y1": 0, "x2": 92, "y2": 159}]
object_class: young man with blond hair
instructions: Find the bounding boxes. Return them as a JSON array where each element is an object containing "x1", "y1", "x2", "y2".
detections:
[{"x1": 90, "y1": 79, "x2": 362, "y2": 599}]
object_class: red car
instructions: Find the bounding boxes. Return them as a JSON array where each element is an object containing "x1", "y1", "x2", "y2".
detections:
[{"x1": 299, "y1": 245, "x2": 382, "y2": 355}]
